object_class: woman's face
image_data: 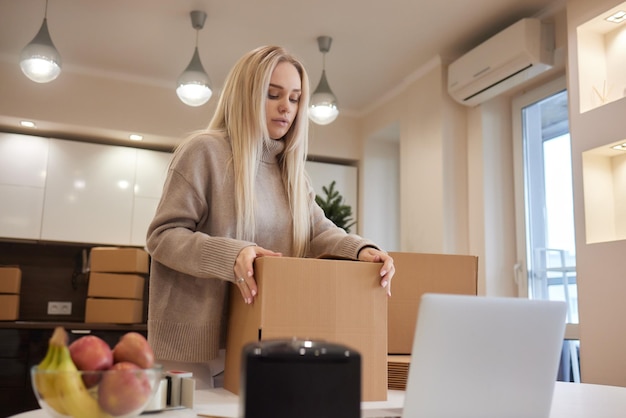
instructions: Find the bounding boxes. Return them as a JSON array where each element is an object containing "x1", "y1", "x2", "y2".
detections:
[{"x1": 265, "y1": 62, "x2": 302, "y2": 140}]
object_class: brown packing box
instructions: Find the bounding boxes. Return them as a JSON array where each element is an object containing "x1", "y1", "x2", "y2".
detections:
[
  {"x1": 387, "y1": 354, "x2": 411, "y2": 390},
  {"x1": 387, "y1": 252, "x2": 478, "y2": 354},
  {"x1": 0, "y1": 294, "x2": 20, "y2": 320},
  {"x1": 88, "y1": 272, "x2": 145, "y2": 300},
  {"x1": 224, "y1": 256, "x2": 388, "y2": 401},
  {"x1": 85, "y1": 298, "x2": 143, "y2": 324},
  {"x1": 0, "y1": 266, "x2": 22, "y2": 294},
  {"x1": 90, "y1": 247, "x2": 149, "y2": 274}
]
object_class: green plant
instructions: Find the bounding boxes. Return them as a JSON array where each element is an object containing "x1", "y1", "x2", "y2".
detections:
[{"x1": 315, "y1": 180, "x2": 356, "y2": 233}]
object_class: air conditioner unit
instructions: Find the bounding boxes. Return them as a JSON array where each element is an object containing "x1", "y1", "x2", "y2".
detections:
[{"x1": 447, "y1": 18, "x2": 553, "y2": 107}]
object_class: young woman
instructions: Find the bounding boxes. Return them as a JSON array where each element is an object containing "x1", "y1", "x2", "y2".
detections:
[{"x1": 146, "y1": 45, "x2": 394, "y2": 388}]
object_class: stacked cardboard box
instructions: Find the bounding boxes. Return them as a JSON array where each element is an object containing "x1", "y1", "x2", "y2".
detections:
[
  {"x1": 85, "y1": 247, "x2": 149, "y2": 324},
  {"x1": 386, "y1": 252, "x2": 479, "y2": 390},
  {"x1": 0, "y1": 266, "x2": 21, "y2": 321}
]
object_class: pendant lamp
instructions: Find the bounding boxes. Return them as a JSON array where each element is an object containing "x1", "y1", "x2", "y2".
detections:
[
  {"x1": 309, "y1": 36, "x2": 339, "y2": 125},
  {"x1": 20, "y1": 0, "x2": 62, "y2": 83},
  {"x1": 176, "y1": 10, "x2": 213, "y2": 107}
]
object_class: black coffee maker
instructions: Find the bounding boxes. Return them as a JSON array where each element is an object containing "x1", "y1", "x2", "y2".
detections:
[{"x1": 240, "y1": 338, "x2": 361, "y2": 418}]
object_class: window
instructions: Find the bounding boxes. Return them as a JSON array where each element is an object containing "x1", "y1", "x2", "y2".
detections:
[{"x1": 512, "y1": 76, "x2": 580, "y2": 382}]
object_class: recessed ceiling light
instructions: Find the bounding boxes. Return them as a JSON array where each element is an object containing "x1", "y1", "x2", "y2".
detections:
[
  {"x1": 129, "y1": 134, "x2": 143, "y2": 141},
  {"x1": 606, "y1": 11, "x2": 626, "y2": 23},
  {"x1": 611, "y1": 143, "x2": 626, "y2": 151},
  {"x1": 20, "y1": 120, "x2": 36, "y2": 128}
]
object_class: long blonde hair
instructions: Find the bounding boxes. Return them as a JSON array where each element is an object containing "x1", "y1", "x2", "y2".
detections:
[{"x1": 206, "y1": 45, "x2": 312, "y2": 256}]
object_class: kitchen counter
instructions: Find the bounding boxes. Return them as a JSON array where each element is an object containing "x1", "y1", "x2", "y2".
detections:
[
  {"x1": 10, "y1": 383, "x2": 626, "y2": 418},
  {"x1": 8, "y1": 388, "x2": 405, "y2": 418}
]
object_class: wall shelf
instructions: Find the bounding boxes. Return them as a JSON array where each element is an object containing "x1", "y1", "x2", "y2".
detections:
[
  {"x1": 577, "y1": 2, "x2": 626, "y2": 113},
  {"x1": 582, "y1": 141, "x2": 626, "y2": 243}
]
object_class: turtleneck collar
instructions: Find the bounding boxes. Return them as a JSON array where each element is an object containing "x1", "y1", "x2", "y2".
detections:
[{"x1": 261, "y1": 137, "x2": 286, "y2": 163}]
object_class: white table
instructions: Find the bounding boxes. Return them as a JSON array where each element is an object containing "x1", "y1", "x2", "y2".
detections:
[{"x1": 11, "y1": 382, "x2": 626, "y2": 418}]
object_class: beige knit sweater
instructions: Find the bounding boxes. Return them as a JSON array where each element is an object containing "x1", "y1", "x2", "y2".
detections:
[{"x1": 146, "y1": 132, "x2": 377, "y2": 362}]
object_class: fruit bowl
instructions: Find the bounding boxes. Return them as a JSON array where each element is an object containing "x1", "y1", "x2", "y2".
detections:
[{"x1": 31, "y1": 364, "x2": 163, "y2": 418}]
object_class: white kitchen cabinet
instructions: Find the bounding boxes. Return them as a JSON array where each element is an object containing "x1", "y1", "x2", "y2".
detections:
[
  {"x1": 0, "y1": 185, "x2": 45, "y2": 240},
  {"x1": 41, "y1": 139, "x2": 137, "y2": 245},
  {"x1": 135, "y1": 148, "x2": 171, "y2": 198},
  {"x1": 0, "y1": 133, "x2": 49, "y2": 188},
  {"x1": 0, "y1": 133, "x2": 48, "y2": 239},
  {"x1": 131, "y1": 196, "x2": 160, "y2": 246},
  {"x1": 131, "y1": 149, "x2": 171, "y2": 246}
]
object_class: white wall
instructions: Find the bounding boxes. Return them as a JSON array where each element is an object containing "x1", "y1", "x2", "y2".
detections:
[
  {"x1": 356, "y1": 7, "x2": 568, "y2": 301},
  {"x1": 567, "y1": 0, "x2": 626, "y2": 387},
  {"x1": 362, "y1": 124, "x2": 400, "y2": 251},
  {"x1": 359, "y1": 57, "x2": 470, "y2": 256},
  {"x1": 467, "y1": 106, "x2": 488, "y2": 295},
  {"x1": 442, "y1": 86, "x2": 470, "y2": 255},
  {"x1": 478, "y1": 97, "x2": 519, "y2": 297},
  {"x1": 309, "y1": 117, "x2": 361, "y2": 161},
  {"x1": 354, "y1": 56, "x2": 482, "y2": 291}
]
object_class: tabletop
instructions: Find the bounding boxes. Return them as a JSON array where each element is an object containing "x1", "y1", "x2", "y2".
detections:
[{"x1": 11, "y1": 382, "x2": 626, "y2": 418}]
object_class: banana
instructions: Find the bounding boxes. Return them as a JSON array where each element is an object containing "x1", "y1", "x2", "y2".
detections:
[
  {"x1": 50, "y1": 327, "x2": 106, "y2": 418},
  {"x1": 34, "y1": 331, "x2": 69, "y2": 416}
]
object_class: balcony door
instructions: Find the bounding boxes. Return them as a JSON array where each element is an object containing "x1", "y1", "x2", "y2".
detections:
[{"x1": 512, "y1": 76, "x2": 580, "y2": 382}]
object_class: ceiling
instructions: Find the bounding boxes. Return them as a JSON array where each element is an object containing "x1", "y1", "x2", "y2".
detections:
[{"x1": 0, "y1": 0, "x2": 564, "y2": 145}]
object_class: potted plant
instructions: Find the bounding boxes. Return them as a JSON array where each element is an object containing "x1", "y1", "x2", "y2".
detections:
[{"x1": 315, "y1": 180, "x2": 355, "y2": 233}]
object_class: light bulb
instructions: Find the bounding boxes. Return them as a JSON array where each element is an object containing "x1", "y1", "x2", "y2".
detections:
[
  {"x1": 309, "y1": 70, "x2": 339, "y2": 125},
  {"x1": 176, "y1": 83, "x2": 212, "y2": 107},
  {"x1": 309, "y1": 105, "x2": 339, "y2": 125},
  {"x1": 176, "y1": 47, "x2": 212, "y2": 107},
  {"x1": 20, "y1": 18, "x2": 62, "y2": 83}
]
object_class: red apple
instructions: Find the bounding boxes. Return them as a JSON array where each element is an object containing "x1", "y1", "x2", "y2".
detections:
[
  {"x1": 113, "y1": 332, "x2": 154, "y2": 368},
  {"x1": 97, "y1": 361, "x2": 152, "y2": 416},
  {"x1": 68, "y1": 335, "x2": 113, "y2": 387}
]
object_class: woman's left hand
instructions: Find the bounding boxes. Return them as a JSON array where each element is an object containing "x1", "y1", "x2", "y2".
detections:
[{"x1": 358, "y1": 248, "x2": 395, "y2": 296}]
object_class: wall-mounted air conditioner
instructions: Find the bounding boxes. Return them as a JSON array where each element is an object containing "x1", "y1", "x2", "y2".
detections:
[{"x1": 447, "y1": 18, "x2": 554, "y2": 107}]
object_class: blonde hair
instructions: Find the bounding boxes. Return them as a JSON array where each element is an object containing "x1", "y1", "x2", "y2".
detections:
[{"x1": 205, "y1": 45, "x2": 312, "y2": 257}]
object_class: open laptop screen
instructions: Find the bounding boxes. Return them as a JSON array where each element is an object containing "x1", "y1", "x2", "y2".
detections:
[{"x1": 376, "y1": 294, "x2": 567, "y2": 418}]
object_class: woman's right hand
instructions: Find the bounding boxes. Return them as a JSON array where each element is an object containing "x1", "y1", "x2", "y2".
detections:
[{"x1": 234, "y1": 246, "x2": 282, "y2": 304}]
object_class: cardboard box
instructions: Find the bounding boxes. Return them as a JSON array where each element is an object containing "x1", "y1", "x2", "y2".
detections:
[
  {"x1": 90, "y1": 247, "x2": 149, "y2": 274},
  {"x1": 0, "y1": 266, "x2": 21, "y2": 294},
  {"x1": 85, "y1": 298, "x2": 143, "y2": 324},
  {"x1": 88, "y1": 272, "x2": 145, "y2": 299},
  {"x1": 387, "y1": 252, "x2": 478, "y2": 354},
  {"x1": 224, "y1": 256, "x2": 388, "y2": 401},
  {"x1": 387, "y1": 354, "x2": 410, "y2": 390},
  {"x1": 0, "y1": 294, "x2": 19, "y2": 320}
]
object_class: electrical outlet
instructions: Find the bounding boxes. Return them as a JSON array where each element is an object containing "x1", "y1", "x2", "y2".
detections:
[{"x1": 47, "y1": 301, "x2": 72, "y2": 315}]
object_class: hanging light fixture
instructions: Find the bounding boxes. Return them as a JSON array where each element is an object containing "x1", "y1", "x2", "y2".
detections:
[
  {"x1": 309, "y1": 36, "x2": 339, "y2": 125},
  {"x1": 176, "y1": 10, "x2": 212, "y2": 107},
  {"x1": 20, "y1": 0, "x2": 62, "y2": 83}
]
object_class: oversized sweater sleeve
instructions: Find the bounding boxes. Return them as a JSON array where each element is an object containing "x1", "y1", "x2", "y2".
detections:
[{"x1": 145, "y1": 135, "x2": 255, "y2": 282}]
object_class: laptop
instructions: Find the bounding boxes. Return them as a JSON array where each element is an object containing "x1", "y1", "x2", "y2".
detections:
[{"x1": 370, "y1": 293, "x2": 567, "y2": 418}]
